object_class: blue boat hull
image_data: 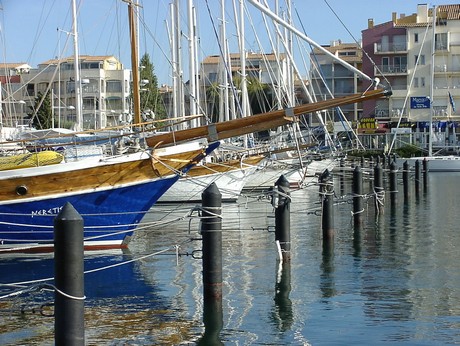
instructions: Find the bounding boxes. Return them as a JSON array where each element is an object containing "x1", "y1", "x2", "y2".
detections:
[{"x1": 0, "y1": 175, "x2": 179, "y2": 251}]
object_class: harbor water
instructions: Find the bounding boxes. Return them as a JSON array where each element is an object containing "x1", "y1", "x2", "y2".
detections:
[{"x1": 0, "y1": 171, "x2": 459, "y2": 345}]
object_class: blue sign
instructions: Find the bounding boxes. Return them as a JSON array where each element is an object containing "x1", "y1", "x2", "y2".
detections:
[{"x1": 410, "y1": 96, "x2": 430, "y2": 109}]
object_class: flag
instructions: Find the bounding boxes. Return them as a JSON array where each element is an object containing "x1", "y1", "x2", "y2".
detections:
[{"x1": 449, "y1": 91, "x2": 456, "y2": 113}]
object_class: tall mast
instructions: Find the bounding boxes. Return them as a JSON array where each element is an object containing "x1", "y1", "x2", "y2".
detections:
[
  {"x1": 71, "y1": 0, "x2": 83, "y2": 131},
  {"x1": 187, "y1": 0, "x2": 198, "y2": 127},
  {"x1": 128, "y1": 0, "x2": 141, "y2": 125}
]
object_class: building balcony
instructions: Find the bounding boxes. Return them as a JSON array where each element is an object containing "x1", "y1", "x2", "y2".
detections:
[
  {"x1": 374, "y1": 42, "x2": 407, "y2": 54},
  {"x1": 375, "y1": 64, "x2": 407, "y2": 76},
  {"x1": 375, "y1": 108, "x2": 390, "y2": 118}
]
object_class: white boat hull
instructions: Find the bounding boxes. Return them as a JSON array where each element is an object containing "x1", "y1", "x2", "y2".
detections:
[
  {"x1": 244, "y1": 157, "x2": 337, "y2": 190},
  {"x1": 158, "y1": 163, "x2": 259, "y2": 202}
]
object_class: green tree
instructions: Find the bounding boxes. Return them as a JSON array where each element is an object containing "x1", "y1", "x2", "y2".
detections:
[
  {"x1": 205, "y1": 82, "x2": 220, "y2": 123},
  {"x1": 27, "y1": 91, "x2": 52, "y2": 129},
  {"x1": 139, "y1": 53, "x2": 166, "y2": 122},
  {"x1": 246, "y1": 76, "x2": 272, "y2": 114}
]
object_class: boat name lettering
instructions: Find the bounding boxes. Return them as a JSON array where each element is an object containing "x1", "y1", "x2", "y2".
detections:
[{"x1": 31, "y1": 206, "x2": 63, "y2": 216}]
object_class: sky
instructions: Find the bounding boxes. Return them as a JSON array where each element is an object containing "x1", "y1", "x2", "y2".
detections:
[{"x1": 1, "y1": 0, "x2": 460, "y2": 86}]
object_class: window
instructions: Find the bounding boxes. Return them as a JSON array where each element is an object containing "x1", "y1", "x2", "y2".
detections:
[
  {"x1": 435, "y1": 33, "x2": 448, "y2": 50},
  {"x1": 414, "y1": 77, "x2": 419, "y2": 88},
  {"x1": 393, "y1": 56, "x2": 407, "y2": 72},
  {"x1": 414, "y1": 33, "x2": 419, "y2": 43},
  {"x1": 421, "y1": 77, "x2": 425, "y2": 87},
  {"x1": 208, "y1": 72, "x2": 217, "y2": 83},
  {"x1": 415, "y1": 55, "x2": 425, "y2": 65},
  {"x1": 106, "y1": 80, "x2": 122, "y2": 93},
  {"x1": 382, "y1": 57, "x2": 390, "y2": 73},
  {"x1": 26, "y1": 83, "x2": 35, "y2": 96}
]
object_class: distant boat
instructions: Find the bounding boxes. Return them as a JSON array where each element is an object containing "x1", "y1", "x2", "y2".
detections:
[
  {"x1": 158, "y1": 154, "x2": 265, "y2": 202},
  {"x1": 395, "y1": 155, "x2": 460, "y2": 172},
  {"x1": 244, "y1": 155, "x2": 338, "y2": 190}
]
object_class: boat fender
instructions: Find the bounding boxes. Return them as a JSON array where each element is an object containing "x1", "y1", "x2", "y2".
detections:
[{"x1": 16, "y1": 185, "x2": 28, "y2": 196}]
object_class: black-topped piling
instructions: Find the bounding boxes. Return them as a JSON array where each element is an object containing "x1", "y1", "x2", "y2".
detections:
[
  {"x1": 403, "y1": 161, "x2": 410, "y2": 202},
  {"x1": 389, "y1": 161, "x2": 398, "y2": 206},
  {"x1": 374, "y1": 163, "x2": 385, "y2": 215},
  {"x1": 275, "y1": 175, "x2": 291, "y2": 262},
  {"x1": 201, "y1": 183, "x2": 223, "y2": 300},
  {"x1": 319, "y1": 169, "x2": 334, "y2": 240},
  {"x1": 415, "y1": 160, "x2": 421, "y2": 196},
  {"x1": 423, "y1": 158, "x2": 429, "y2": 189},
  {"x1": 352, "y1": 166, "x2": 364, "y2": 226},
  {"x1": 54, "y1": 202, "x2": 85, "y2": 346}
]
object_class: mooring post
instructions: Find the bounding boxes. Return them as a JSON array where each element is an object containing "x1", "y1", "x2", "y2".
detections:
[
  {"x1": 389, "y1": 161, "x2": 398, "y2": 206},
  {"x1": 403, "y1": 161, "x2": 410, "y2": 202},
  {"x1": 423, "y1": 158, "x2": 429, "y2": 190},
  {"x1": 201, "y1": 183, "x2": 223, "y2": 300},
  {"x1": 360, "y1": 156, "x2": 365, "y2": 168},
  {"x1": 374, "y1": 163, "x2": 385, "y2": 215},
  {"x1": 352, "y1": 166, "x2": 364, "y2": 226},
  {"x1": 54, "y1": 202, "x2": 85, "y2": 346},
  {"x1": 319, "y1": 169, "x2": 334, "y2": 240},
  {"x1": 339, "y1": 158, "x2": 345, "y2": 195},
  {"x1": 275, "y1": 175, "x2": 291, "y2": 262},
  {"x1": 415, "y1": 160, "x2": 421, "y2": 196}
]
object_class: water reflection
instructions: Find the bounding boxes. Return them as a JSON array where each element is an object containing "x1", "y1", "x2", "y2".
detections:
[
  {"x1": 320, "y1": 240, "x2": 335, "y2": 299},
  {"x1": 197, "y1": 296, "x2": 223, "y2": 345},
  {"x1": 272, "y1": 261, "x2": 293, "y2": 331},
  {"x1": 1, "y1": 174, "x2": 459, "y2": 344}
]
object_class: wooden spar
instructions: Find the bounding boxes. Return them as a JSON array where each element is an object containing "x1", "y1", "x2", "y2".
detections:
[
  {"x1": 128, "y1": 1, "x2": 141, "y2": 125},
  {"x1": 146, "y1": 88, "x2": 391, "y2": 147}
]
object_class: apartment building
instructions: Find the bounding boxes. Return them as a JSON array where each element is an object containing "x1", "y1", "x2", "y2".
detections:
[
  {"x1": 309, "y1": 41, "x2": 363, "y2": 123},
  {"x1": 362, "y1": 4, "x2": 460, "y2": 145},
  {"x1": 0, "y1": 63, "x2": 31, "y2": 128},
  {"x1": 19, "y1": 55, "x2": 131, "y2": 129}
]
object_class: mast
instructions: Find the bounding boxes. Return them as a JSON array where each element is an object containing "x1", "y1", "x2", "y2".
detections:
[
  {"x1": 247, "y1": 0, "x2": 379, "y2": 86},
  {"x1": 187, "y1": 0, "x2": 198, "y2": 127},
  {"x1": 128, "y1": 0, "x2": 141, "y2": 125},
  {"x1": 71, "y1": 0, "x2": 83, "y2": 131},
  {"x1": 429, "y1": 6, "x2": 436, "y2": 157}
]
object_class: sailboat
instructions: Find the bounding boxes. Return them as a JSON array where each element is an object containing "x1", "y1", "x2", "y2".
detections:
[{"x1": 0, "y1": 0, "x2": 221, "y2": 252}]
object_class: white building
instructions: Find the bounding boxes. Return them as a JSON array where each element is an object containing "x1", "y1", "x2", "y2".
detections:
[{"x1": 21, "y1": 55, "x2": 131, "y2": 129}]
